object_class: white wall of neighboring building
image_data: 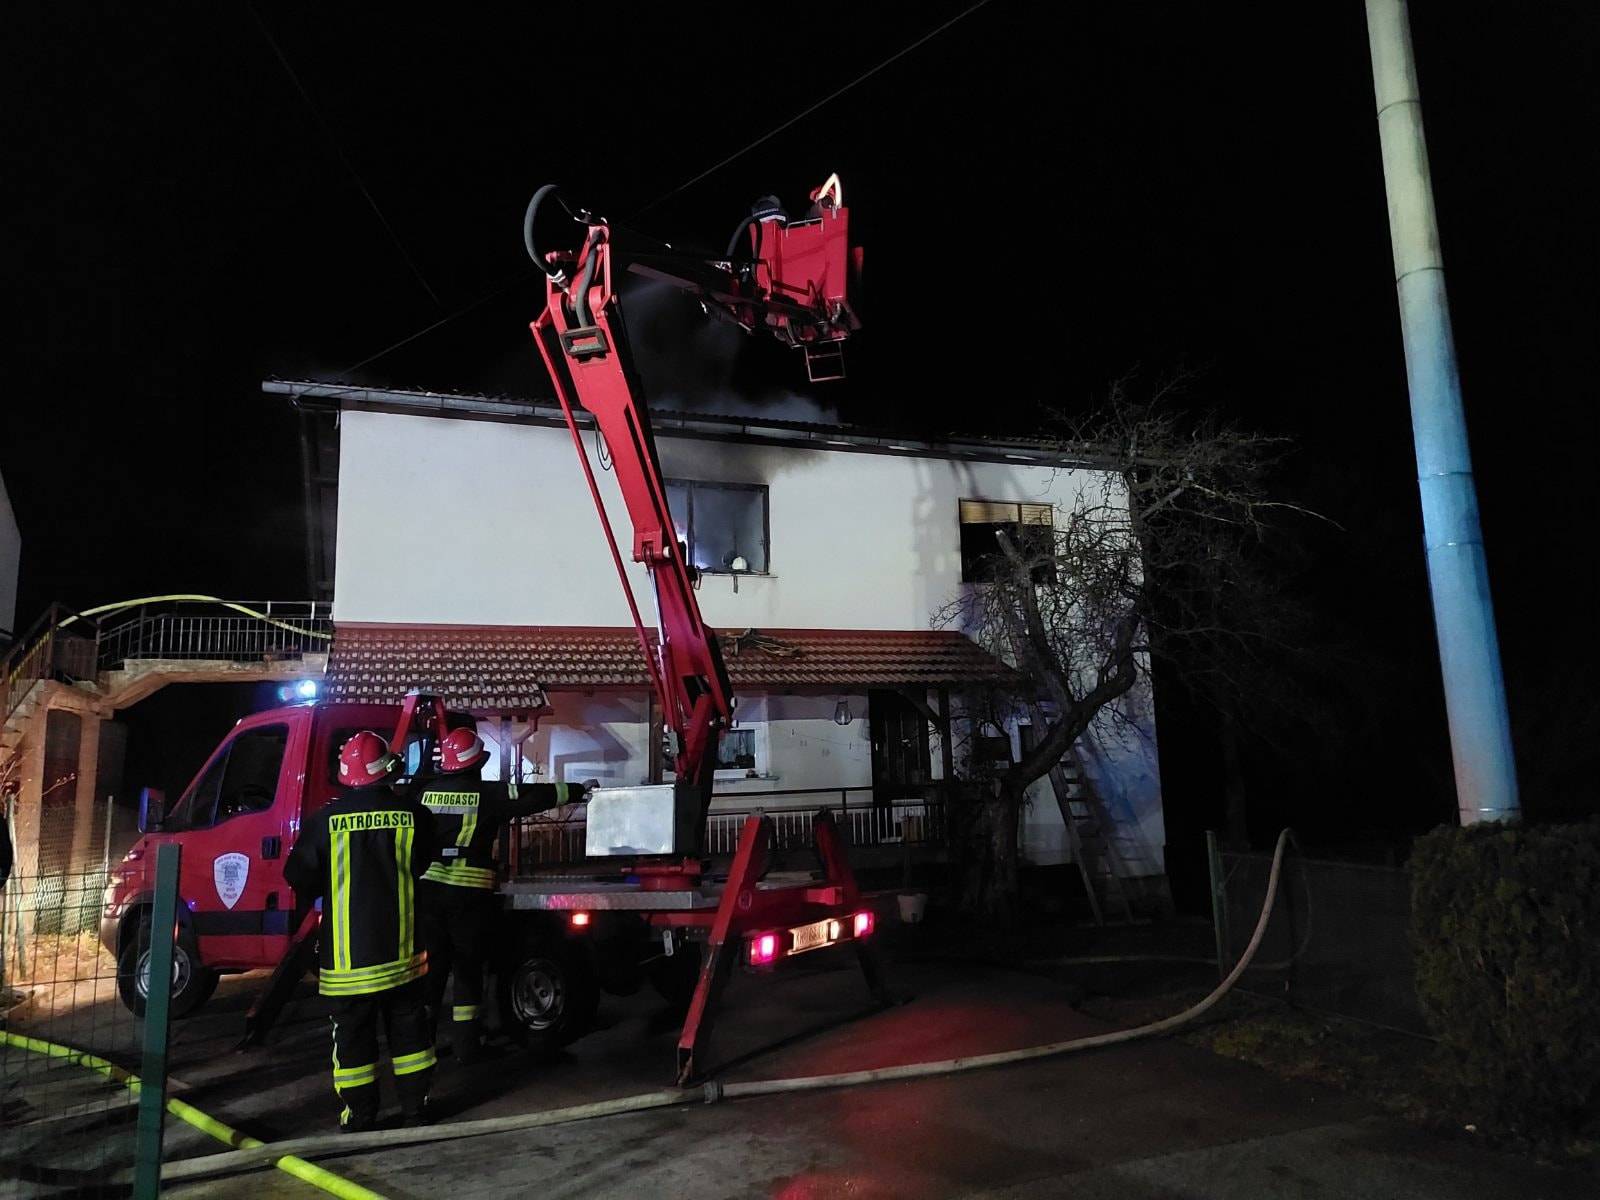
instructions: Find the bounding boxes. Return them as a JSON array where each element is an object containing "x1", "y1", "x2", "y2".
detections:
[
  {"x1": 0, "y1": 469, "x2": 20, "y2": 637},
  {"x1": 333, "y1": 408, "x2": 1107, "y2": 631}
]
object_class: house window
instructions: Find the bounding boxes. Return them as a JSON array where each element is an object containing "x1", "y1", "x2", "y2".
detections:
[
  {"x1": 717, "y1": 729, "x2": 758, "y2": 772},
  {"x1": 959, "y1": 499, "x2": 1055, "y2": 584},
  {"x1": 664, "y1": 726, "x2": 764, "y2": 778},
  {"x1": 665, "y1": 480, "x2": 769, "y2": 574}
]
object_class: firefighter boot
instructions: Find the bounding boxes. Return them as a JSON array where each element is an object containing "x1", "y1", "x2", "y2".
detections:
[{"x1": 451, "y1": 1006, "x2": 487, "y2": 1065}]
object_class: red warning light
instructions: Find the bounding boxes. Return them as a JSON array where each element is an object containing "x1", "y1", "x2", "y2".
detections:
[
  {"x1": 749, "y1": 932, "x2": 779, "y2": 965},
  {"x1": 852, "y1": 910, "x2": 874, "y2": 939}
]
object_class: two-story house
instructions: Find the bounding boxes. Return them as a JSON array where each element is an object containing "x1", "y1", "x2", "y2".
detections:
[{"x1": 270, "y1": 381, "x2": 1166, "y2": 878}]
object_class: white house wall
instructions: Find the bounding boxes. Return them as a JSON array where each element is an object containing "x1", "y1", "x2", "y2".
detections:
[
  {"x1": 472, "y1": 689, "x2": 875, "y2": 814},
  {"x1": 334, "y1": 409, "x2": 1104, "y2": 631}
]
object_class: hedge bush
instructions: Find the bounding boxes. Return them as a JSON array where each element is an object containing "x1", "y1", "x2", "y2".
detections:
[{"x1": 1411, "y1": 818, "x2": 1600, "y2": 1142}]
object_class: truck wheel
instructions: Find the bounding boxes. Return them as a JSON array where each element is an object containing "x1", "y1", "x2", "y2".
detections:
[
  {"x1": 116, "y1": 920, "x2": 219, "y2": 1020},
  {"x1": 497, "y1": 937, "x2": 598, "y2": 1056},
  {"x1": 648, "y1": 941, "x2": 703, "y2": 1011}
]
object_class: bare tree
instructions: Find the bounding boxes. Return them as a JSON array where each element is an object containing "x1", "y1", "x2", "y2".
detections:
[{"x1": 938, "y1": 376, "x2": 1319, "y2": 916}]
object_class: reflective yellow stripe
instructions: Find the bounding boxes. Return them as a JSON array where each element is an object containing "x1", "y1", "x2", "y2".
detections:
[
  {"x1": 452, "y1": 1005, "x2": 479, "y2": 1022},
  {"x1": 555, "y1": 782, "x2": 571, "y2": 805},
  {"x1": 333, "y1": 1064, "x2": 377, "y2": 1087},
  {"x1": 392, "y1": 1047, "x2": 436, "y2": 1076},
  {"x1": 422, "y1": 861, "x2": 497, "y2": 889},
  {"x1": 330, "y1": 830, "x2": 351, "y2": 972},
  {"x1": 318, "y1": 952, "x2": 427, "y2": 996},
  {"x1": 458, "y1": 806, "x2": 478, "y2": 849},
  {"x1": 396, "y1": 824, "x2": 414, "y2": 959}
]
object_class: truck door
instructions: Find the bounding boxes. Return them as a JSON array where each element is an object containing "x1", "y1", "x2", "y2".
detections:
[{"x1": 162, "y1": 713, "x2": 306, "y2": 970}]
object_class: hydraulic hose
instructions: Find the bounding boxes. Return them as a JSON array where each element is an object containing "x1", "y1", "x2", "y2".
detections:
[
  {"x1": 0, "y1": 1029, "x2": 387, "y2": 1200},
  {"x1": 524, "y1": 184, "x2": 591, "y2": 281},
  {"x1": 149, "y1": 829, "x2": 1295, "y2": 1185}
]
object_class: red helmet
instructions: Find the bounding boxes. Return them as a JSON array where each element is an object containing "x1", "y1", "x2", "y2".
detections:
[
  {"x1": 440, "y1": 727, "x2": 488, "y2": 773},
  {"x1": 337, "y1": 731, "x2": 397, "y2": 788}
]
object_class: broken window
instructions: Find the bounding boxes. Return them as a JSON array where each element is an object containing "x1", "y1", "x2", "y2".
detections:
[
  {"x1": 665, "y1": 480, "x2": 769, "y2": 574},
  {"x1": 958, "y1": 499, "x2": 1055, "y2": 584},
  {"x1": 717, "y1": 729, "x2": 758, "y2": 772}
]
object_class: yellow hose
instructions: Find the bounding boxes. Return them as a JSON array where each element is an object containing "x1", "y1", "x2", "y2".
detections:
[
  {"x1": 0, "y1": 1030, "x2": 385, "y2": 1200},
  {"x1": 58, "y1": 594, "x2": 333, "y2": 641}
]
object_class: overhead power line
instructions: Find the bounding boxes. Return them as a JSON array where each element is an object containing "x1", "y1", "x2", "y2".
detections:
[
  {"x1": 632, "y1": 0, "x2": 998, "y2": 217},
  {"x1": 325, "y1": 0, "x2": 999, "y2": 377},
  {"x1": 244, "y1": 1, "x2": 441, "y2": 308}
]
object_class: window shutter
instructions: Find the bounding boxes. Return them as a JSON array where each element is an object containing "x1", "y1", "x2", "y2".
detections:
[{"x1": 1020, "y1": 503, "x2": 1053, "y2": 526}]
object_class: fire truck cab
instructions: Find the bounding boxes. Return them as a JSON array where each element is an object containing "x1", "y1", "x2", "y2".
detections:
[{"x1": 99, "y1": 699, "x2": 472, "y2": 1018}]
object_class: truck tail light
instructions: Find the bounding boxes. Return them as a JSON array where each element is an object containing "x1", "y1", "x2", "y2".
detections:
[
  {"x1": 852, "y1": 910, "x2": 874, "y2": 939},
  {"x1": 569, "y1": 911, "x2": 591, "y2": 929},
  {"x1": 749, "y1": 932, "x2": 779, "y2": 966}
]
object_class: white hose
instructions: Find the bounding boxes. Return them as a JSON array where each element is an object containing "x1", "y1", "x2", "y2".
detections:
[{"x1": 152, "y1": 829, "x2": 1292, "y2": 1184}]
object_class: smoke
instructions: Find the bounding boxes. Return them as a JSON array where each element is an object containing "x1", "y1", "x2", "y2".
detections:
[{"x1": 619, "y1": 279, "x2": 840, "y2": 426}]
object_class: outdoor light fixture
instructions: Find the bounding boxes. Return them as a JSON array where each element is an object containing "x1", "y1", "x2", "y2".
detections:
[{"x1": 833, "y1": 700, "x2": 852, "y2": 726}]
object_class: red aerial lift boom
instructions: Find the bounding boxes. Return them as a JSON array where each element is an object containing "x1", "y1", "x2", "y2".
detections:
[
  {"x1": 526, "y1": 174, "x2": 860, "y2": 857},
  {"x1": 524, "y1": 176, "x2": 880, "y2": 1082}
]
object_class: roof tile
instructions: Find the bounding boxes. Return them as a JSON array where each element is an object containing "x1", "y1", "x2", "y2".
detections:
[{"x1": 325, "y1": 624, "x2": 1010, "y2": 712}]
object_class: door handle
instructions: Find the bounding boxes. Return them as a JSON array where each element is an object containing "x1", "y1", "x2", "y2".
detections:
[{"x1": 261, "y1": 836, "x2": 282, "y2": 860}]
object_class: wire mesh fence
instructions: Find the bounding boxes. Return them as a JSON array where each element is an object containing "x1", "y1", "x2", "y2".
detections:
[
  {"x1": 1, "y1": 865, "x2": 164, "y2": 1196},
  {"x1": 1216, "y1": 847, "x2": 1427, "y2": 1035}
]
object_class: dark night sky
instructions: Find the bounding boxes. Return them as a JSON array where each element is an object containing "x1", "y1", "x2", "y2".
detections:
[{"x1": 4, "y1": 2, "x2": 1597, "y2": 849}]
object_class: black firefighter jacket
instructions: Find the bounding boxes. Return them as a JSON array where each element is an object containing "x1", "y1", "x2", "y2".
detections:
[
  {"x1": 413, "y1": 770, "x2": 584, "y2": 891},
  {"x1": 284, "y1": 784, "x2": 438, "y2": 997}
]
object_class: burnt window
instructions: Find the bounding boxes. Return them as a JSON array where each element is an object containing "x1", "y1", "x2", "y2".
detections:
[
  {"x1": 665, "y1": 480, "x2": 769, "y2": 574},
  {"x1": 717, "y1": 729, "x2": 758, "y2": 772},
  {"x1": 959, "y1": 500, "x2": 1055, "y2": 584}
]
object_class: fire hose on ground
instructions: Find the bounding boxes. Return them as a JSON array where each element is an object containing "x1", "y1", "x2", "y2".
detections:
[
  {"x1": 0, "y1": 1029, "x2": 384, "y2": 1200},
  {"x1": 2, "y1": 830, "x2": 1290, "y2": 1190},
  {"x1": 120, "y1": 827, "x2": 1296, "y2": 1187}
]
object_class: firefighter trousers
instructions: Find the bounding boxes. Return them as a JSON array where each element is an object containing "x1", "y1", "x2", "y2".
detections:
[
  {"x1": 419, "y1": 880, "x2": 496, "y2": 1057},
  {"x1": 328, "y1": 978, "x2": 434, "y2": 1128}
]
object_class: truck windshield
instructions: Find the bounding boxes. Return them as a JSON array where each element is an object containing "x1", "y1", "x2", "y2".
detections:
[{"x1": 164, "y1": 724, "x2": 289, "y2": 832}]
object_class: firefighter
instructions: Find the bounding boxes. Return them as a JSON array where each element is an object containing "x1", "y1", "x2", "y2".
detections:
[
  {"x1": 284, "y1": 731, "x2": 438, "y2": 1132},
  {"x1": 415, "y1": 727, "x2": 590, "y2": 1063}
]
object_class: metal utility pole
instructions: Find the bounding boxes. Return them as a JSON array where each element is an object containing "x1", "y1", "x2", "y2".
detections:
[{"x1": 1364, "y1": 0, "x2": 1519, "y2": 824}]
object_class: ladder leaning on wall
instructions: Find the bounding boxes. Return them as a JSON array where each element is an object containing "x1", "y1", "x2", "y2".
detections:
[{"x1": 1030, "y1": 710, "x2": 1166, "y2": 925}]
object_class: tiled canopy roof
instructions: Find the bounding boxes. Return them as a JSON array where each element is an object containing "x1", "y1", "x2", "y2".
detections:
[{"x1": 325, "y1": 623, "x2": 1011, "y2": 711}]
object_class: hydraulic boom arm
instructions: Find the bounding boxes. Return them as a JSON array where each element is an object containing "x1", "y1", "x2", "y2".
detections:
[{"x1": 526, "y1": 178, "x2": 861, "y2": 858}]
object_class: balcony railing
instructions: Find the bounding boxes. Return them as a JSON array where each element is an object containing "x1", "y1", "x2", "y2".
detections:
[
  {"x1": 2, "y1": 600, "x2": 331, "y2": 729},
  {"x1": 94, "y1": 601, "x2": 332, "y2": 671},
  {"x1": 505, "y1": 785, "x2": 948, "y2": 871}
]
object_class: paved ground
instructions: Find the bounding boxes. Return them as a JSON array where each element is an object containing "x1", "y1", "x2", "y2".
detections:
[{"x1": 5, "y1": 929, "x2": 1595, "y2": 1199}]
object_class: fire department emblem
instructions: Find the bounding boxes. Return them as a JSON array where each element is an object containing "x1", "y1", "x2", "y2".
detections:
[{"x1": 213, "y1": 853, "x2": 250, "y2": 910}]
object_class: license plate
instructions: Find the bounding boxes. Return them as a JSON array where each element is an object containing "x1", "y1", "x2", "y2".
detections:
[{"x1": 789, "y1": 918, "x2": 837, "y2": 955}]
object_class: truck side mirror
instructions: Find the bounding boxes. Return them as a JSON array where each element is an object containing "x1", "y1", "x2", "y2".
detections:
[{"x1": 139, "y1": 787, "x2": 166, "y2": 834}]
